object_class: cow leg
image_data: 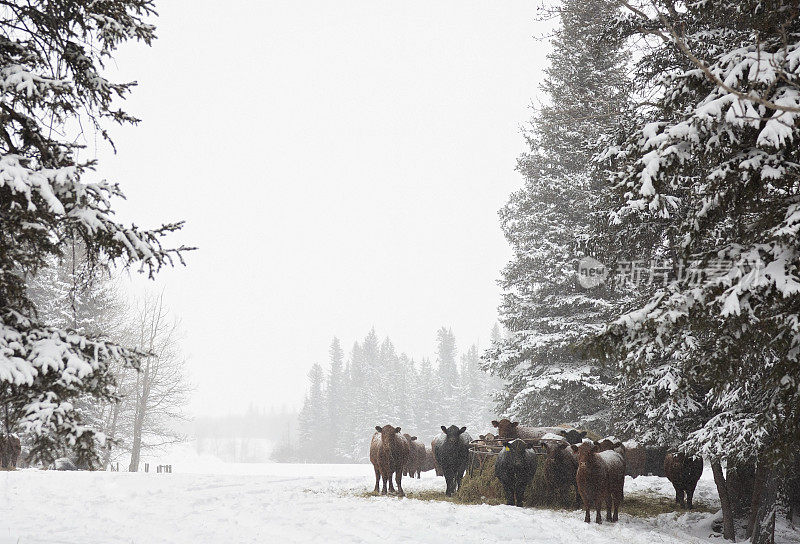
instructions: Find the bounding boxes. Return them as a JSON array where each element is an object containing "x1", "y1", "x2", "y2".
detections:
[
  {"x1": 595, "y1": 497, "x2": 603, "y2": 524},
  {"x1": 686, "y1": 485, "x2": 696, "y2": 509},
  {"x1": 373, "y1": 466, "x2": 381, "y2": 493},
  {"x1": 455, "y1": 472, "x2": 463, "y2": 493},
  {"x1": 574, "y1": 485, "x2": 583, "y2": 509},
  {"x1": 388, "y1": 472, "x2": 396, "y2": 494},
  {"x1": 395, "y1": 470, "x2": 404, "y2": 497},
  {"x1": 502, "y1": 482, "x2": 515, "y2": 505},
  {"x1": 381, "y1": 474, "x2": 388, "y2": 495},
  {"x1": 444, "y1": 475, "x2": 452, "y2": 496},
  {"x1": 581, "y1": 492, "x2": 591, "y2": 523},
  {"x1": 606, "y1": 491, "x2": 613, "y2": 521},
  {"x1": 674, "y1": 486, "x2": 683, "y2": 506},
  {"x1": 515, "y1": 481, "x2": 526, "y2": 507}
]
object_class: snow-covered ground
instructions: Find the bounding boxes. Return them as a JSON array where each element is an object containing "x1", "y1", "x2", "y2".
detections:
[{"x1": 0, "y1": 460, "x2": 796, "y2": 544}]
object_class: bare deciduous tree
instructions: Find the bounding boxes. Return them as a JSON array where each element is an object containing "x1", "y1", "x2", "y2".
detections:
[{"x1": 122, "y1": 291, "x2": 192, "y2": 472}]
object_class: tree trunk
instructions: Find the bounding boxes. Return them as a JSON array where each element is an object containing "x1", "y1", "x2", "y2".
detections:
[
  {"x1": 103, "y1": 400, "x2": 121, "y2": 470},
  {"x1": 751, "y1": 465, "x2": 781, "y2": 544},
  {"x1": 712, "y1": 460, "x2": 736, "y2": 541},
  {"x1": 728, "y1": 460, "x2": 755, "y2": 520},
  {"x1": 788, "y1": 453, "x2": 800, "y2": 522},
  {"x1": 128, "y1": 359, "x2": 151, "y2": 472},
  {"x1": 748, "y1": 462, "x2": 767, "y2": 538}
]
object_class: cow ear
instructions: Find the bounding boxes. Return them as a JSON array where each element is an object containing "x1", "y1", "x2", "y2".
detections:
[
  {"x1": 441, "y1": 426, "x2": 448, "y2": 434},
  {"x1": 511, "y1": 422, "x2": 519, "y2": 428},
  {"x1": 591, "y1": 443, "x2": 599, "y2": 453},
  {"x1": 479, "y1": 435, "x2": 486, "y2": 440},
  {"x1": 559, "y1": 429, "x2": 567, "y2": 436},
  {"x1": 580, "y1": 431, "x2": 587, "y2": 438},
  {"x1": 557, "y1": 443, "x2": 568, "y2": 450},
  {"x1": 459, "y1": 427, "x2": 467, "y2": 435},
  {"x1": 571, "y1": 444, "x2": 578, "y2": 453},
  {"x1": 411, "y1": 436, "x2": 417, "y2": 441},
  {"x1": 375, "y1": 426, "x2": 382, "y2": 433},
  {"x1": 491, "y1": 420, "x2": 499, "y2": 428},
  {"x1": 395, "y1": 427, "x2": 401, "y2": 433}
]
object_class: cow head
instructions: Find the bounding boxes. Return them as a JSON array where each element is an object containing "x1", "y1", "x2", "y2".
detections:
[
  {"x1": 596, "y1": 438, "x2": 623, "y2": 453},
  {"x1": 572, "y1": 440, "x2": 599, "y2": 467},
  {"x1": 440, "y1": 425, "x2": 467, "y2": 444},
  {"x1": 375, "y1": 425, "x2": 401, "y2": 440},
  {"x1": 504, "y1": 438, "x2": 532, "y2": 468},
  {"x1": 543, "y1": 441, "x2": 569, "y2": 457},
  {"x1": 491, "y1": 419, "x2": 519, "y2": 438},
  {"x1": 559, "y1": 429, "x2": 587, "y2": 444}
]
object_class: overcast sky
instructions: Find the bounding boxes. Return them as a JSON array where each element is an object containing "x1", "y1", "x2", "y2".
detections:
[{"x1": 97, "y1": 1, "x2": 552, "y2": 416}]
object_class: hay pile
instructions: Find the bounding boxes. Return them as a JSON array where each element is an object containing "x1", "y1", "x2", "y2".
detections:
[{"x1": 455, "y1": 451, "x2": 579, "y2": 508}]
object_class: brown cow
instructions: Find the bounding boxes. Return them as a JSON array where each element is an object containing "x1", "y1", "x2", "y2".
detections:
[
  {"x1": 543, "y1": 441, "x2": 582, "y2": 508},
  {"x1": 597, "y1": 438, "x2": 625, "y2": 456},
  {"x1": 370, "y1": 425, "x2": 410, "y2": 496},
  {"x1": 402, "y1": 434, "x2": 426, "y2": 479},
  {"x1": 491, "y1": 419, "x2": 565, "y2": 441},
  {"x1": 573, "y1": 440, "x2": 625, "y2": 523},
  {"x1": 664, "y1": 452, "x2": 703, "y2": 509}
]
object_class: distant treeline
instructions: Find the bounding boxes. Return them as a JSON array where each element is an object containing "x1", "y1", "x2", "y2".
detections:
[
  {"x1": 280, "y1": 327, "x2": 500, "y2": 463},
  {"x1": 192, "y1": 406, "x2": 298, "y2": 463}
]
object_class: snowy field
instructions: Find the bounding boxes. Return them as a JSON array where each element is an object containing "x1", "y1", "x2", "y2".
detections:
[{"x1": 0, "y1": 461, "x2": 795, "y2": 544}]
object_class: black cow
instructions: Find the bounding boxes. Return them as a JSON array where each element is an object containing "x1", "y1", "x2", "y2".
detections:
[
  {"x1": 664, "y1": 452, "x2": 703, "y2": 509},
  {"x1": 495, "y1": 438, "x2": 538, "y2": 507},
  {"x1": 559, "y1": 429, "x2": 588, "y2": 444},
  {"x1": 432, "y1": 425, "x2": 472, "y2": 496},
  {"x1": 543, "y1": 441, "x2": 581, "y2": 507}
]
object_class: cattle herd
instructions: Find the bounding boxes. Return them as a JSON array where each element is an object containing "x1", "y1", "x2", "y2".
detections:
[{"x1": 369, "y1": 418, "x2": 705, "y2": 524}]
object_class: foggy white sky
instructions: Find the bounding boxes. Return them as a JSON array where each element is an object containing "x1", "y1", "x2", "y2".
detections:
[{"x1": 98, "y1": 1, "x2": 552, "y2": 416}]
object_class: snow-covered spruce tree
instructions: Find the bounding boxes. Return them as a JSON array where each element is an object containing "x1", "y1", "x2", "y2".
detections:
[
  {"x1": 0, "y1": 1, "x2": 189, "y2": 467},
  {"x1": 297, "y1": 363, "x2": 327, "y2": 463},
  {"x1": 459, "y1": 343, "x2": 497, "y2": 431},
  {"x1": 595, "y1": 1, "x2": 800, "y2": 540},
  {"x1": 26, "y1": 242, "x2": 133, "y2": 466},
  {"x1": 484, "y1": 0, "x2": 630, "y2": 432},
  {"x1": 326, "y1": 337, "x2": 348, "y2": 461},
  {"x1": 413, "y1": 356, "x2": 441, "y2": 438},
  {"x1": 435, "y1": 326, "x2": 460, "y2": 418}
]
